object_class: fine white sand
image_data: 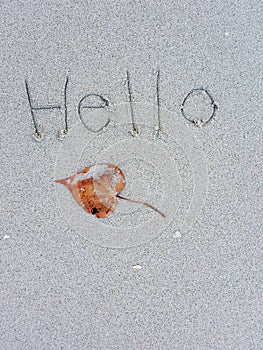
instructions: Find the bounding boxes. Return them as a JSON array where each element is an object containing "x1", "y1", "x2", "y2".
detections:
[{"x1": 1, "y1": 1, "x2": 262, "y2": 349}]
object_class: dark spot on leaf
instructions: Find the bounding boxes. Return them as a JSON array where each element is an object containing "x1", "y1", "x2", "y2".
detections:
[{"x1": 91, "y1": 208, "x2": 98, "y2": 215}]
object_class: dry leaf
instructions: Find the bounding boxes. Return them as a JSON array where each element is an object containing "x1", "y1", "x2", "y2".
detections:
[{"x1": 56, "y1": 163, "x2": 165, "y2": 218}]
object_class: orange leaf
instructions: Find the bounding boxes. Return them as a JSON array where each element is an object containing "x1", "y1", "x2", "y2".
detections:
[{"x1": 56, "y1": 163, "x2": 165, "y2": 218}]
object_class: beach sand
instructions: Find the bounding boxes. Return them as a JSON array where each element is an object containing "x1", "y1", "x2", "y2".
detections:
[{"x1": 1, "y1": 1, "x2": 262, "y2": 349}]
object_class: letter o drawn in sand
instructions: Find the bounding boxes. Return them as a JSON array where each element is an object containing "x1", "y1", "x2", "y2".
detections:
[{"x1": 181, "y1": 88, "x2": 218, "y2": 127}]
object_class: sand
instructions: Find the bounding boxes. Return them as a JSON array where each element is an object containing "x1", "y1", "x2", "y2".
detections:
[{"x1": 1, "y1": 1, "x2": 262, "y2": 349}]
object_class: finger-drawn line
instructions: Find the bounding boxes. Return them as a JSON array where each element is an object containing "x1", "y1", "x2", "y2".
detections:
[
  {"x1": 78, "y1": 94, "x2": 109, "y2": 109},
  {"x1": 78, "y1": 94, "x2": 110, "y2": 133},
  {"x1": 25, "y1": 77, "x2": 69, "y2": 140},
  {"x1": 32, "y1": 106, "x2": 61, "y2": 110},
  {"x1": 25, "y1": 79, "x2": 43, "y2": 137},
  {"x1": 64, "y1": 76, "x2": 69, "y2": 133},
  {"x1": 126, "y1": 70, "x2": 139, "y2": 135},
  {"x1": 181, "y1": 88, "x2": 218, "y2": 126},
  {"x1": 156, "y1": 69, "x2": 162, "y2": 135}
]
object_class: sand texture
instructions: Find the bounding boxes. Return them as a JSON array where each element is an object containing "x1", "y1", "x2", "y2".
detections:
[{"x1": 0, "y1": 1, "x2": 262, "y2": 349}]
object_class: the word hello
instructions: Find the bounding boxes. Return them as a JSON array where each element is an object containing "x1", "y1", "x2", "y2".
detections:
[{"x1": 25, "y1": 71, "x2": 218, "y2": 141}]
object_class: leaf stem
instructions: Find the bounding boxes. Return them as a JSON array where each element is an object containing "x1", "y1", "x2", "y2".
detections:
[{"x1": 116, "y1": 195, "x2": 165, "y2": 218}]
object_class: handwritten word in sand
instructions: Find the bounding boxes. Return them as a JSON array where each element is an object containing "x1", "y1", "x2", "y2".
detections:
[{"x1": 25, "y1": 72, "x2": 217, "y2": 142}]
